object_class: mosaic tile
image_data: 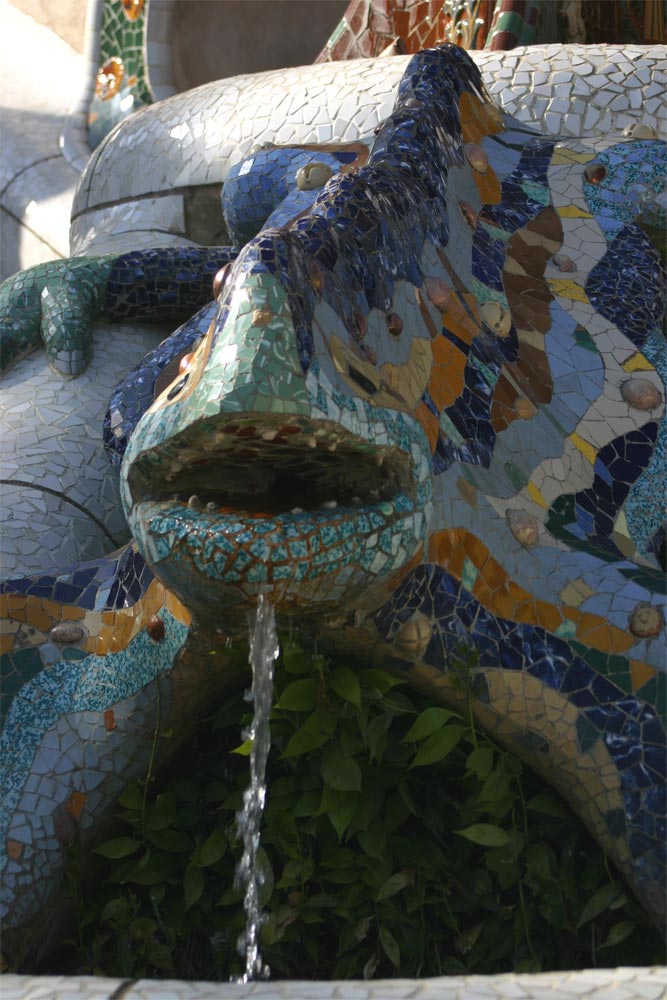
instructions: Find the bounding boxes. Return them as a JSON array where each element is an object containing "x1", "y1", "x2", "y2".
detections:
[{"x1": 0, "y1": 26, "x2": 665, "y2": 987}]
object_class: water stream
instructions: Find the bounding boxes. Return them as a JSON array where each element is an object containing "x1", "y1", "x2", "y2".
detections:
[{"x1": 234, "y1": 594, "x2": 279, "y2": 982}]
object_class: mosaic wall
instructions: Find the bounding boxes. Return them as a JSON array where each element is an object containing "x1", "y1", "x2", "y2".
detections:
[{"x1": 0, "y1": 31, "x2": 665, "y2": 973}]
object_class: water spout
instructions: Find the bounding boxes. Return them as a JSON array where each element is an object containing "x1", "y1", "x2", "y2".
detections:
[{"x1": 234, "y1": 594, "x2": 279, "y2": 982}]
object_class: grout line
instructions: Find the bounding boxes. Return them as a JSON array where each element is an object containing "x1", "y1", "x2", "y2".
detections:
[
  {"x1": 0, "y1": 479, "x2": 123, "y2": 549},
  {"x1": 0, "y1": 203, "x2": 65, "y2": 260},
  {"x1": 0, "y1": 153, "x2": 66, "y2": 202}
]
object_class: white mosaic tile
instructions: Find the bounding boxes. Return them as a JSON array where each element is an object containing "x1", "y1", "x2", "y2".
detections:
[
  {"x1": 2, "y1": 969, "x2": 666, "y2": 1000},
  {"x1": 1, "y1": 322, "x2": 167, "y2": 577}
]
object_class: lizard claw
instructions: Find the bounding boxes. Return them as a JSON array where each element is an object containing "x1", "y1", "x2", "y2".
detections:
[{"x1": 0, "y1": 256, "x2": 113, "y2": 377}]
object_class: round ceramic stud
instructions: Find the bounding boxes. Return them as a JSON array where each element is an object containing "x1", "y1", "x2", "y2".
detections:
[
  {"x1": 506, "y1": 509, "x2": 539, "y2": 547},
  {"x1": 552, "y1": 254, "x2": 575, "y2": 272},
  {"x1": 464, "y1": 142, "x2": 489, "y2": 174},
  {"x1": 424, "y1": 276, "x2": 451, "y2": 312},
  {"x1": 514, "y1": 396, "x2": 537, "y2": 420},
  {"x1": 50, "y1": 623, "x2": 84, "y2": 644},
  {"x1": 629, "y1": 602, "x2": 664, "y2": 639},
  {"x1": 296, "y1": 162, "x2": 334, "y2": 191},
  {"x1": 392, "y1": 613, "x2": 433, "y2": 659},
  {"x1": 584, "y1": 163, "x2": 606, "y2": 185},
  {"x1": 146, "y1": 615, "x2": 165, "y2": 641},
  {"x1": 622, "y1": 123, "x2": 659, "y2": 140},
  {"x1": 386, "y1": 312, "x2": 403, "y2": 336},
  {"x1": 621, "y1": 378, "x2": 662, "y2": 411},
  {"x1": 480, "y1": 300, "x2": 511, "y2": 339}
]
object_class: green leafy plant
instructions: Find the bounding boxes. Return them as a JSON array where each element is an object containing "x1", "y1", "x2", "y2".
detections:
[{"x1": 62, "y1": 639, "x2": 665, "y2": 980}]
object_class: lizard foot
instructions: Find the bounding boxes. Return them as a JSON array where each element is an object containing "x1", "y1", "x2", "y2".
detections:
[{"x1": 0, "y1": 255, "x2": 114, "y2": 378}]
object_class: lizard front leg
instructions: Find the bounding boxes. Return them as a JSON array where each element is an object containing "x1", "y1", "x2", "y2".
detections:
[{"x1": 0, "y1": 247, "x2": 239, "y2": 378}]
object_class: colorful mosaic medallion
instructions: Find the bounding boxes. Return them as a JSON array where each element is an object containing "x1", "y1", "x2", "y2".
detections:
[{"x1": 0, "y1": 43, "x2": 665, "y2": 957}]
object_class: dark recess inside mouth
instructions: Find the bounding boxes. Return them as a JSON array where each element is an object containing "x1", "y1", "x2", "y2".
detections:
[{"x1": 153, "y1": 443, "x2": 411, "y2": 515}]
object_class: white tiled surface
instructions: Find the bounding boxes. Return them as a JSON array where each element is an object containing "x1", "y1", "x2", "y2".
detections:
[
  {"x1": 70, "y1": 43, "x2": 666, "y2": 256},
  {"x1": 0, "y1": 0, "x2": 82, "y2": 274},
  {"x1": 0, "y1": 322, "x2": 166, "y2": 577},
  {"x1": 1, "y1": 968, "x2": 666, "y2": 999}
]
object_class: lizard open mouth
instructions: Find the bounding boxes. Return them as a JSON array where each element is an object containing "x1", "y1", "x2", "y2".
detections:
[{"x1": 125, "y1": 414, "x2": 427, "y2": 625}]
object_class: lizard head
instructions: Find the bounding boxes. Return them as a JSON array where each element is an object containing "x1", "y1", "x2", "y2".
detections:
[{"x1": 120, "y1": 238, "x2": 433, "y2": 629}]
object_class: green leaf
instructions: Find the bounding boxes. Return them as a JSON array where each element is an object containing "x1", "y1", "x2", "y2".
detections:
[
  {"x1": 282, "y1": 643, "x2": 311, "y2": 674},
  {"x1": 95, "y1": 837, "x2": 141, "y2": 859},
  {"x1": 525, "y1": 843, "x2": 556, "y2": 882},
  {"x1": 398, "y1": 780, "x2": 418, "y2": 816},
  {"x1": 363, "y1": 950, "x2": 380, "y2": 979},
  {"x1": 410, "y1": 724, "x2": 465, "y2": 767},
  {"x1": 377, "y1": 871, "x2": 411, "y2": 901},
  {"x1": 358, "y1": 669, "x2": 404, "y2": 694},
  {"x1": 124, "y1": 853, "x2": 175, "y2": 885},
  {"x1": 129, "y1": 917, "x2": 158, "y2": 941},
  {"x1": 117, "y1": 782, "x2": 143, "y2": 811},
  {"x1": 577, "y1": 883, "x2": 622, "y2": 927},
  {"x1": 457, "y1": 921, "x2": 483, "y2": 954},
  {"x1": 367, "y1": 712, "x2": 393, "y2": 762},
  {"x1": 216, "y1": 884, "x2": 243, "y2": 907},
  {"x1": 526, "y1": 792, "x2": 569, "y2": 818},
  {"x1": 325, "y1": 790, "x2": 359, "y2": 841},
  {"x1": 231, "y1": 738, "x2": 253, "y2": 756},
  {"x1": 277, "y1": 678, "x2": 319, "y2": 712},
  {"x1": 184, "y1": 865, "x2": 204, "y2": 909},
  {"x1": 144, "y1": 792, "x2": 177, "y2": 831},
  {"x1": 348, "y1": 782, "x2": 384, "y2": 837},
  {"x1": 454, "y1": 824, "x2": 511, "y2": 848},
  {"x1": 293, "y1": 789, "x2": 320, "y2": 818},
  {"x1": 281, "y1": 710, "x2": 336, "y2": 758},
  {"x1": 146, "y1": 829, "x2": 192, "y2": 853},
  {"x1": 379, "y1": 926, "x2": 400, "y2": 968},
  {"x1": 403, "y1": 707, "x2": 458, "y2": 742},
  {"x1": 600, "y1": 920, "x2": 635, "y2": 949},
  {"x1": 321, "y1": 744, "x2": 362, "y2": 792},
  {"x1": 204, "y1": 781, "x2": 228, "y2": 803},
  {"x1": 358, "y1": 818, "x2": 386, "y2": 860},
  {"x1": 174, "y1": 778, "x2": 200, "y2": 802},
  {"x1": 466, "y1": 747, "x2": 494, "y2": 781},
  {"x1": 100, "y1": 898, "x2": 131, "y2": 923},
  {"x1": 197, "y1": 828, "x2": 227, "y2": 867},
  {"x1": 322, "y1": 847, "x2": 359, "y2": 870},
  {"x1": 329, "y1": 666, "x2": 361, "y2": 709},
  {"x1": 381, "y1": 690, "x2": 418, "y2": 715}
]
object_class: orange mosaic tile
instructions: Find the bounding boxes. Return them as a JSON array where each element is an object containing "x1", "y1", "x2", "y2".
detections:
[
  {"x1": 65, "y1": 791, "x2": 86, "y2": 819},
  {"x1": 472, "y1": 165, "x2": 502, "y2": 204},
  {"x1": 6, "y1": 840, "x2": 24, "y2": 860},
  {"x1": 630, "y1": 660, "x2": 656, "y2": 692}
]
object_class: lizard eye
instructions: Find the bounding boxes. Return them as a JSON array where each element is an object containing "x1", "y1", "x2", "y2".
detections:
[
  {"x1": 167, "y1": 374, "x2": 189, "y2": 399},
  {"x1": 213, "y1": 264, "x2": 231, "y2": 298}
]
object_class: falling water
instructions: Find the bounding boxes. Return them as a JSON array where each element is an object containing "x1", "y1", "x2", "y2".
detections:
[{"x1": 234, "y1": 594, "x2": 279, "y2": 983}]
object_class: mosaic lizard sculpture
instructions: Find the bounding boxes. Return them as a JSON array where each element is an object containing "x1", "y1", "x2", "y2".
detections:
[{"x1": 1, "y1": 45, "x2": 665, "y2": 959}]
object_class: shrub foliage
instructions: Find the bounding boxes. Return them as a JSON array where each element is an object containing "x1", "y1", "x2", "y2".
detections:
[{"x1": 63, "y1": 639, "x2": 664, "y2": 980}]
